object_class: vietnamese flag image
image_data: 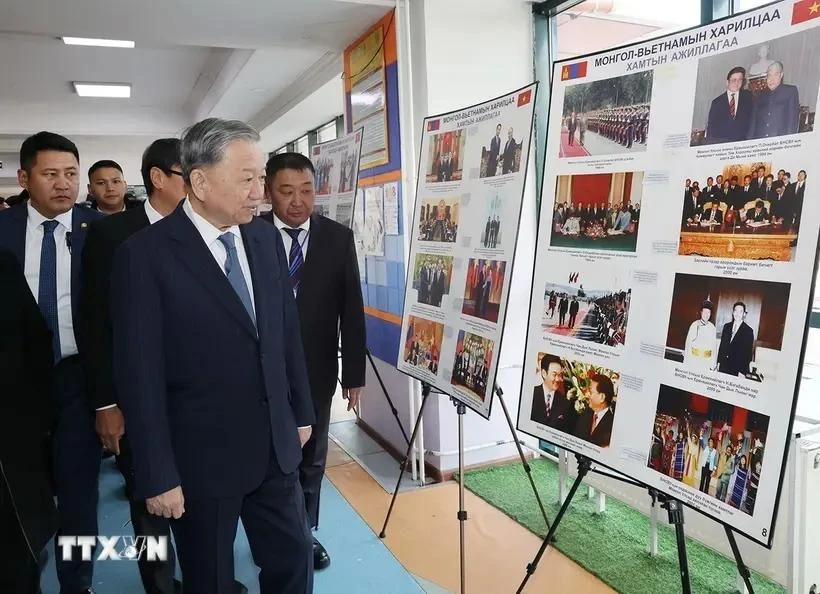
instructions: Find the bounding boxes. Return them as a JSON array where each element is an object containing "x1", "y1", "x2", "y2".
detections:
[
  {"x1": 517, "y1": 89, "x2": 533, "y2": 107},
  {"x1": 792, "y1": 0, "x2": 820, "y2": 24}
]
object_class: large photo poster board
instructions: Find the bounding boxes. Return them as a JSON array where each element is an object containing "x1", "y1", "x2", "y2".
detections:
[
  {"x1": 517, "y1": 0, "x2": 820, "y2": 547},
  {"x1": 398, "y1": 84, "x2": 538, "y2": 418},
  {"x1": 310, "y1": 129, "x2": 363, "y2": 228}
]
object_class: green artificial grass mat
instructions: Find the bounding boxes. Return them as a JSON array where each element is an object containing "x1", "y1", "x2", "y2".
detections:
[{"x1": 460, "y1": 458, "x2": 785, "y2": 594}]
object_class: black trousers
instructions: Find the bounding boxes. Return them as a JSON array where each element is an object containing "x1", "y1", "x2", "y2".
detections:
[
  {"x1": 52, "y1": 356, "x2": 102, "y2": 593},
  {"x1": 170, "y1": 448, "x2": 312, "y2": 594},
  {"x1": 699, "y1": 465, "x2": 713, "y2": 493},
  {"x1": 299, "y1": 398, "x2": 333, "y2": 529},
  {"x1": 114, "y1": 435, "x2": 178, "y2": 594},
  {"x1": 0, "y1": 475, "x2": 41, "y2": 594}
]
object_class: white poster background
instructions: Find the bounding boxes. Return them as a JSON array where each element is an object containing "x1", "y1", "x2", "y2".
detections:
[
  {"x1": 310, "y1": 128, "x2": 363, "y2": 228},
  {"x1": 517, "y1": 1, "x2": 820, "y2": 546},
  {"x1": 398, "y1": 84, "x2": 538, "y2": 418}
]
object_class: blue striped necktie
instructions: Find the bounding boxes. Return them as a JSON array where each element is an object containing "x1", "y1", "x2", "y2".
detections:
[
  {"x1": 39, "y1": 220, "x2": 61, "y2": 362},
  {"x1": 217, "y1": 232, "x2": 256, "y2": 326},
  {"x1": 284, "y1": 228, "x2": 303, "y2": 293}
]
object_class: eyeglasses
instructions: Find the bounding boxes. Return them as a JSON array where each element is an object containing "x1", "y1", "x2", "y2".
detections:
[{"x1": 168, "y1": 170, "x2": 183, "y2": 177}]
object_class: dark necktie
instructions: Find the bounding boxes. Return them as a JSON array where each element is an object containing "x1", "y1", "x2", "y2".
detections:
[
  {"x1": 729, "y1": 93, "x2": 736, "y2": 119},
  {"x1": 217, "y1": 233, "x2": 256, "y2": 326},
  {"x1": 39, "y1": 220, "x2": 61, "y2": 362},
  {"x1": 284, "y1": 228, "x2": 303, "y2": 293}
]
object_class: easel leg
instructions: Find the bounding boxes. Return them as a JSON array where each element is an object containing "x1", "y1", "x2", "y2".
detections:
[
  {"x1": 454, "y1": 398, "x2": 467, "y2": 594},
  {"x1": 494, "y1": 386, "x2": 552, "y2": 532},
  {"x1": 367, "y1": 349, "x2": 411, "y2": 447},
  {"x1": 379, "y1": 383, "x2": 432, "y2": 538},
  {"x1": 725, "y1": 525, "x2": 755, "y2": 594},
  {"x1": 516, "y1": 455, "x2": 591, "y2": 594},
  {"x1": 658, "y1": 495, "x2": 692, "y2": 594}
]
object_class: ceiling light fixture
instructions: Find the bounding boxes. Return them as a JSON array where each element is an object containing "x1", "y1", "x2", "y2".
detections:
[
  {"x1": 62, "y1": 37, "x2": 135, "y2": 48},
  {"x1": 73, "y1": 82, "x2": 131, "y2": 98}
]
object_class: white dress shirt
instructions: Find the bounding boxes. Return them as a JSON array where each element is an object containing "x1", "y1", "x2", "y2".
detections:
[
  {"x1": 24, "y1": 203, "x2": 77, "y2": 359},
  {"x1": 271, "y1": 212, "x2": 311, "y2": 264},
  {"x1": 183, "y1": 199, "x2": 256, "y2": 317},
  {"x1": 144, "y1": 198, "x2": 164, "y2": 225}
]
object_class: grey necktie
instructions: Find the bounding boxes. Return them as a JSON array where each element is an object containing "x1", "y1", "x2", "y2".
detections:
[{"x1": 218, "y1": 232, "x2": 256, "y2": 326}]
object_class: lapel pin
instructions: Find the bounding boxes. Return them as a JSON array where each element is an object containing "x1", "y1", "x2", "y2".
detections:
[{"x1": 81, "y1": 222, "x2": 88, "y2": 229}]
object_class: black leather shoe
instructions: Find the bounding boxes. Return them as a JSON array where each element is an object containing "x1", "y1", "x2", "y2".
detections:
[
  {"x1": 313, "y1": 538, "x2": 330, "y2": 570},
  {"x1": 174, "y1": 578, "x2": 183, "y2": 593},
  {"x1": 233, "y1": 580, "x2": 248, "y2": 594}
]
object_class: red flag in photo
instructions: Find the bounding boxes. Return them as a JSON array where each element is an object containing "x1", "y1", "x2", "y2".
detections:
[
  {"x1": 792, "y1": 0, "x2": 820, "y2": 24},
  {"x1": 517, "y1": 89, "x2": 533, "y2": 107}
]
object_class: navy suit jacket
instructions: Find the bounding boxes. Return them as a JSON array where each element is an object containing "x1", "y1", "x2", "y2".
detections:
[
  {"x1": 706, "y1": 89, "x2": 753, "y2": 144},
  {"x1": 0, "y1": 203, "x2": 102, "y2": 352},
  {"x1": 110, "y1": 204, "x2": 314, "y2": 500},
  {"x1": 749, "y1": 83, "x2": 800, "y2": 139}
]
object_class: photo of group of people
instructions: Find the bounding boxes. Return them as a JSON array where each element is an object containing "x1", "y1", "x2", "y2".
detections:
[
  {"x1": 314, "y1": 157, "x2": 334, "y2": 196},
  {"x1": 558, "y1": 71, "x2": 653, "y2": 158},
  {"x1": 529, "y1": 352, "x2": 620, "y2": 448},
  {"x1": 479, "y1": 123, "x2": 522, "y2": 178},
  {"x1": 542, "y1": 268, "x2": 631, "y2": 348},
  {"x1": 402, "y1": 316, "x2": 444, "y2": 375},
  {"x1": 426, "y1": 129, "x2": 466, "y2": 183},
  {"x1": 338, "y1": 148, "x2": 359, "y2": 193},
  {"x1": 679, "y1": 164, "x2": 806, "y2": 261},
  {"x1": 451, "y1": 331, "x2": 495, "y2": 401},
  {"x1": 551, "y1": 172, "x2": 644, "y2": 252},
  {"x1": 335, "y1": 201, "x2": 353, "y2": 228},
  {"x1": 690, "y1": 30, "x2": 820, "y2": 146},
  {"x1": 664, "y1": 274, "x2": 790, "y2": 383},
  {"x1": 412, "y1": 254, "x2": 453, "y2": 308},
  {"x1": 648, "y1": 385, "x2": 769, "y2": 516},
  {"x1": 462, "y1": 259, "x2": 506, "y2": 323},
  {"x1": 418, "y1": 197, "x2": 460, "y2": 243}
]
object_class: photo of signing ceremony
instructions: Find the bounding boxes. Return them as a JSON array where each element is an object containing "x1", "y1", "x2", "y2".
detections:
[
  {"x1": 679, "y1": 163, "x2": 807, "y2": 261},
  {"x1": 1, "y1": 1, "x2": 819, "y2": 594}
]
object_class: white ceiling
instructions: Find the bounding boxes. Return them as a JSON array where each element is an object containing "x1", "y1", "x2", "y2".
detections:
[{"x1": 0, "y1": 0, "x2": 392, "y2": 136}]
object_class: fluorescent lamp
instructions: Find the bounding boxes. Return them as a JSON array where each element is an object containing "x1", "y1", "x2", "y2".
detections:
[
  {"x1": 62, "y1": 37, "x2": 135, "y2": 49},
  {"x1": 73, "y1": 83, "x2": 131, "y2": 98}
]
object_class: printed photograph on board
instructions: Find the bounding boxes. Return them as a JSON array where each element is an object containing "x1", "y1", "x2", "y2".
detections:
[
  {"x1": 402, "y1": 316, "x2": 445, "y2": 375},
  {"x1": 313, "y1": 202, "x2": 330, "y2": 217},
  {"x1": 462, "y1": 258, "x2": 507, "y2": 323},
  {"x1": 451, "y1": 330, "x2": 495, "y2": 401},
  {"x1": 648, "y1": 385, "x2": 769, "y2": 516},
  {"x1": 412, "y1": 254, "x2": 454, "y2": 308},
  {"x1": 425, "y1": 129, "x2": 467, "y2": 183},
  {"x1": 480, "y1": 190, "x2": 504, "y2": 249},
  {"x1": 335, "y1": 201, "x2": 354, "y2": 228},
  {"x1": 679, "y1": 163, "x2": 807, "y2": 262},
  {"x1": 529, "y1": 352, "x2": 620, "y2": 448},
  {"x1": 664, "y1": 273, "x2": 791, "y2": 383},
  {"x1": 690, "y1": 28, "x2": 820, "y2": 146},
  {"x1": 417, "y1": 196, "x2": 460, "y2": 243},
  {"x1": 315, "y1": 156, "x2": 334, "y2": 196},
  {"x1": 558, "y1": 71, "x2": 653, "y2": 158},
  {"x1": 480, "y1": 123, "x2": 524, "y2": 178},
  {"x1": 337, "y1": 148, "x2": 360, "y2": 194},
  {"x1": 550, "y1": 172, "x2": 644, "y2": 252},
  {"x1": 542, "y1": 268, "x2": 631, "y2": 348}
]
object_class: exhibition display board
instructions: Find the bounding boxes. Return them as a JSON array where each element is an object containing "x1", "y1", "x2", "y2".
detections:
[
  {"x1": 397, "y1": 84, "x2": 538, "y2": 418},
  {"x1": 517, "y1": 0, "x2": 820, "y2": 547},
  {"x1": 310, "y1": 129, "x2": 363, "y2": 228}
]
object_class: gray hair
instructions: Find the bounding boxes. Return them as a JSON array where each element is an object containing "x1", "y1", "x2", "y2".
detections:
[
  {"x1": 180, "y1": 117, "x2": 260, "y2": 183},
  {"x1": 767, "y1": 61, "x2": 784, "y2": 75}
]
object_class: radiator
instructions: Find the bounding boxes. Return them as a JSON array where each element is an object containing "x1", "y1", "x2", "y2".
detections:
[{"x1": 790, "y1": 428, "x2": 820, "y2": 594}]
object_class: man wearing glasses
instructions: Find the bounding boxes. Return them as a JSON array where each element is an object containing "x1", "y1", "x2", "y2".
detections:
[{"x1": 81, "y1": 138, "x2": 238, "y2": 594}]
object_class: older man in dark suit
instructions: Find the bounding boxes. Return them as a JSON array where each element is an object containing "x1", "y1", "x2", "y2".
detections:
[
  {"x1": 110, "y1": 119, "x2": 315, "y2": 594},
  {"x1": 706, "y1": 67, "x2": 753, "y2": 144},
  {"x1": 0, "y1": 131, "x2": 104, "y2": 594},
  {"x1": 262, "y1": 152, "x2": 366, "y2": 570},
  {"x1": 0, "y1": 249, "x2": 57, "y2": 594},
  {"x1": 748, "y1": 61, "x2": 800, "y2": 139}
]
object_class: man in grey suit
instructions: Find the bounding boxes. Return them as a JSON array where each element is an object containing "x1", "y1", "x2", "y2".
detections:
[{"x1": 748, "y1": 61, "x2": 800, "y2": 139}]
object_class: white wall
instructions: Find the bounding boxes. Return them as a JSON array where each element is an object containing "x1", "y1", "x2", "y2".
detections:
[
  {"x1": 0, "y1": 135, "x2": 156, "y2": 199},
  {"x1": 258, "y1": 75, "x2": 345, "y2": 153}
]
